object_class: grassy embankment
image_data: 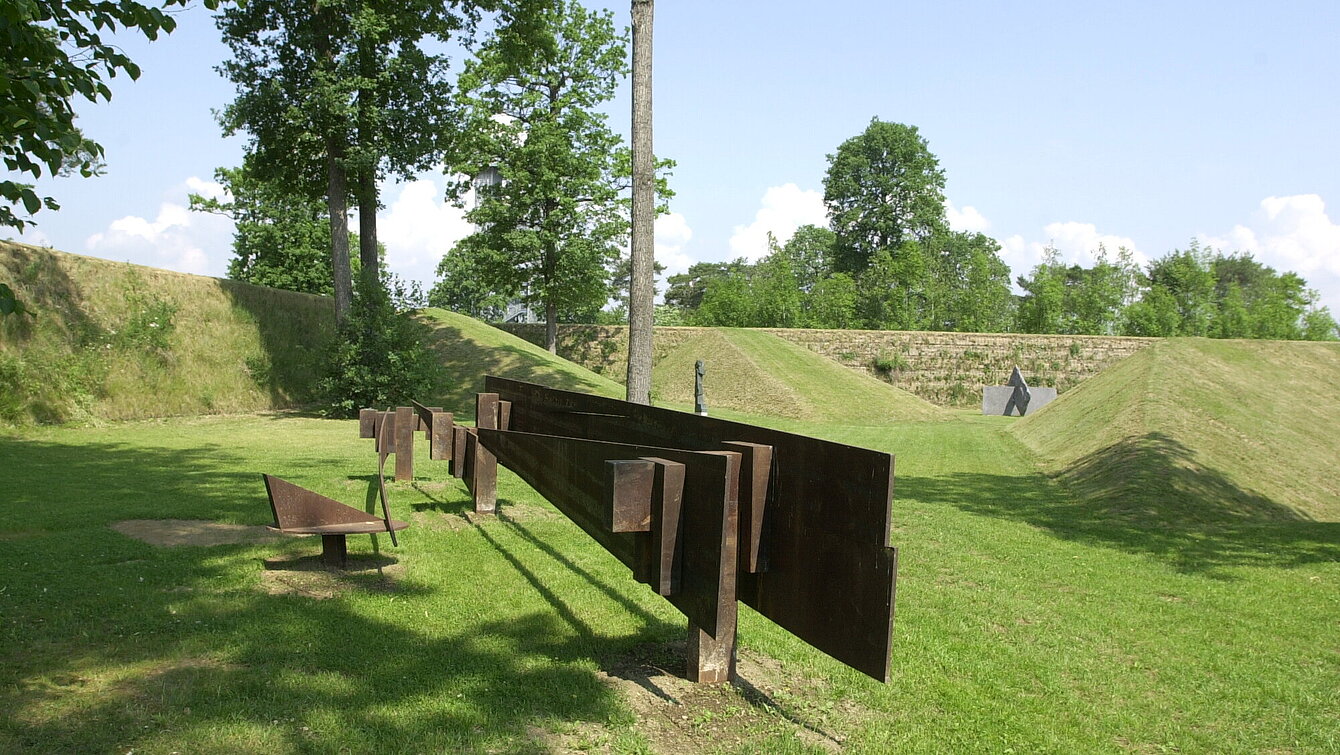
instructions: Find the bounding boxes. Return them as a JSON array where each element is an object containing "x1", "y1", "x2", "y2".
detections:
[
  {"x1": 0, "y1": 242, "x2": 334, "y2": 424},
  {"x1": 1, "y1": 315, "x2": 1336, "y2": 751}
]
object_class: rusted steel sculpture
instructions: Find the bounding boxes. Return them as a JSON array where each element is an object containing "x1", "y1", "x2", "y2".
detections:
[
  {"x1": 359, "y1": 401, "x2": 455, "y2": 480},
  {"x1": 264, "y1": 418, "x2": 408, "y2": 566},
  {"x1": 463, "y1": 376, "x2": 898, "y2": 684}
]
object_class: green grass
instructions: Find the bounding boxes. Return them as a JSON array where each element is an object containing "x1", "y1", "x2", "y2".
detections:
[
  {"x1": 416, "y1": 307, "x2": 624, "y2": 418},
  {"x1": 651, "y1": 327, "x2": 947, "y2": 424},
  {"x1": 1012, "y1": 337, "x2": 1340, "y2": 523},
  {"x1": 1, "y1": 242, "x2": 334, "y2": 424},
  {"x1": 2, "y1": 410, "x2": 1335, "y2": 753}
]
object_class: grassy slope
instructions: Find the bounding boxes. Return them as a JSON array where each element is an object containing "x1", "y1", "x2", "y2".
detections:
[
  {"x1": 0, "y1": 242, "x2": 334, "y2": 423},
  {"x1": 651, "y1": 327, "x2": 947, "y2": 424},
  {"x1": 0, "y1": 413, "x2": 1334, "y2": 752},
  {"x1": 416, "y1": 308, "x2": 623, "y2": 418},
  {"x1": 1012, "y1": 337, "x2": 1340, "y2": 522}
]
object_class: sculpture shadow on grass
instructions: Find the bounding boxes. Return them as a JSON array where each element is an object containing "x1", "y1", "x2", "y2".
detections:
[
  {"x1": 904, "y1": 432, "x2": 1340, "y2": 577},
  {"x1": 0, "y1": 435, "x2": 649, "y2": 752}
]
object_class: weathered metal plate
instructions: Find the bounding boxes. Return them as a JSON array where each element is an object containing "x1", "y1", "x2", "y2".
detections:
[
  {"x1": 477, "y1": 428, "x2": 738, "y2": 639},
  {"x1": 263, "y1": 474, "x2": 382, "y2": 530},
  {"x1": 484, "y1": 376, "x2": 897, "y2": 682}
]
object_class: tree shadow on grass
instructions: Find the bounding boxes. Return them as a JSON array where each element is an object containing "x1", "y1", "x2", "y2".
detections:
[
  {"x1": 905, "y1": 432, "x2": 1340, "y2": 577},
  {"x1": 0, "y1": 434, "x2": 655, "y2": 752}
]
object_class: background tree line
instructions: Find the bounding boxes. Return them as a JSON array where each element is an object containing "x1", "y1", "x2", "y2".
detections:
[{"x1": 655, "y1": 118, "x2": 1338, "y2": 341}]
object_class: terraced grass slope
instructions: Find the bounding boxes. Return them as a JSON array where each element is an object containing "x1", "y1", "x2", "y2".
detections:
[
  {"x1": 416, "y1": 308, "x2": 623, "y2": 418},
  {"x1": 1011, "y1": 338, "x2": 1340, "y2": 522},
  {"x1": 651, "y1": 327, "x2": 948, "y2": 424}
]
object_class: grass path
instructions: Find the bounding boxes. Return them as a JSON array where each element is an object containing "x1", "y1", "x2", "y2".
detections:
[{"x1": 1, "y1": 411, "x2": 1336, "y2": 752}]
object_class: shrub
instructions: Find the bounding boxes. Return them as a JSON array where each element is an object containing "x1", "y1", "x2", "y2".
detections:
[
  {"x1": 316, "y1": 278, "x2": 440, "y2": 418},
  {"x1": 872, "y1": 351, "x2": 909, "y2": 374}
]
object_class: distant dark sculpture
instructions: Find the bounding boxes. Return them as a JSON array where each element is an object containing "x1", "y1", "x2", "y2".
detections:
[
  {"x1": 694, "y1": 359, "x2": 707, "y2": 415},
  {"x1": 983, "y1": 366, "x2": 1056, "y2": 416},
  {"x1": 451, "y1": 376, "x2": 897, "y2": 684}
]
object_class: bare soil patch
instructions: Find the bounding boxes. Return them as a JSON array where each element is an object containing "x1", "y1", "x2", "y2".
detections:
[
  {"x1": 111, "y1": 519, "x2": 282, "y2": 548},
  {"x1": 528, "y1": 642, "x2": 857, "y2": 753},
  {"x1": 259, "y1": 554, "x2": 405, "y2": 599}
]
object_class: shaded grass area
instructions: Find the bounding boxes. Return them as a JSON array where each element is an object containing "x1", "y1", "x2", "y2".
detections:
[
  {"x1": 2, "y1": 413, "x2": 1336, "y2": 752},
  {"x1": 652, "y1": 327, "x2": 947, "y2": 424},
  {"x1": 1013, "y1": 337, "x2": 1340, "y2": 522},
  {"x1": 416, "y1": 308, "x2": 623, "y2": 420},
  {"x1": 0, "y1": 242, "x2": 333, "y2": 424}
]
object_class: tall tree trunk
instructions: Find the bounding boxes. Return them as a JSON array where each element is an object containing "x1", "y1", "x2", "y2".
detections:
[
  {"x1": 626, "y1": 0, "x2": 655, "y2": 405},
  {"x1": 326, "y1": 143, "x2": 352, "y2": 320},
  {"x1": 356, "y1": 37, "x2": 379, "y2": 288},
  {"x1": 545, "y1": 298, "x2": 558, "y2": 354},
  {"x1": 357, "y1": 169, "x2": 379, "y2": 287}
]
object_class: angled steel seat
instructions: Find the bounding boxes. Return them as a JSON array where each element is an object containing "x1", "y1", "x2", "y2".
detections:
[{"x1": 262, "y1": 475, "x2": 409, "y2": 567}]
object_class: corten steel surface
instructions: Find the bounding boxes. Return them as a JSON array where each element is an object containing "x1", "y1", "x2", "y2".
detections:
[
  {"x1": 470, "y1": 393, "x2": 500, "y2": 513},
  {"x1": 483, "y1": 375, "x2": 898, "y2": 683},
  {"x1": 410, "y1": 400, "x2": 453, "y2": 461},
  {"x1": 262, "y1": 474, "x2": 409, "y2": 566},
  {"x1": 477, "y1": 428, "x2": 739, "y2": 643},
  {"x1": 394, "y1": 406, "x2": 415, "y2": 480}
]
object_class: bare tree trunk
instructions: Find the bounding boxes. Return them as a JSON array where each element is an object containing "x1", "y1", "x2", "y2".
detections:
[
  {"x1": 356, "y1": 38, "x2": 379, "y2": 289},
  {"x1": 545, "y1": 299, "x2": 558, "y2": 354},
  {"x1": 326, "y1": 143, "x2": 352, "y2": 321},
  {"x1": 626, "y1": 0, "x2": 655, "y2": 405},
  {"x1": 357, "y1": 169, "x2": 379, "y2": 287}
]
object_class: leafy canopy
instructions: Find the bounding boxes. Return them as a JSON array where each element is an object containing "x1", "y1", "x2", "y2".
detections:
[{"x1": 2, "y1": 0, "x2": 217, "y2": 230}]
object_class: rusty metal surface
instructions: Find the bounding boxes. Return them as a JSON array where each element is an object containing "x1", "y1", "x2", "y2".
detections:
[
  {"x1": 263, "y1": 476, "x2": 410, "y2": 534},
  {"x1": 394, "y1": 406, "x2": 414, "y2": 481},
  {"x1": 483, "y1": 375, "x2": 897, "y2": 682},
  {"x1": 604, "y1": 459, "x2": 655, "y2": 533},
  {"x1": 471, "y1": 394, "x2": 499, "y2": 513},
  {"x1": 477, "y1": 428, "x2": 738, "y2": 639}
]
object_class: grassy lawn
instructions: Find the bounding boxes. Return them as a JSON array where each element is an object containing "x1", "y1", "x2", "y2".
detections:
[{"x1": 1, "y1": 411, "x2": 1336, "y2": 753}]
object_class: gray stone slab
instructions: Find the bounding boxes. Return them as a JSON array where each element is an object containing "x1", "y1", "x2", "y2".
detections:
[{"x1": 982, "y1": 385, "x2": 1056, "y2": 416}]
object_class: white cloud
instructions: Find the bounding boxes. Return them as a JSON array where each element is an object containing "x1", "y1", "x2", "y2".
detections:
[
  {"x1": 997, "y1": 221, "x2": 1146, "y2": 285},
  {"x1": 654, "y1": 211, "x2": 694, "y2": 277},
  {"x1": 1199, "y1": 194, "x2": 1340, "y2": 312},
  {"x1": 728, "y1": 183, "x2": 827, "y2": 261},
  {"x1": 84, "y1": 178, "x2": 235, "y2": 277},
  {"x1": 376, "y1": 178, "x2": 474, "y2": 286},
  {"x1": 944, "y1": 199, "x2": 991, "y2": 234}
]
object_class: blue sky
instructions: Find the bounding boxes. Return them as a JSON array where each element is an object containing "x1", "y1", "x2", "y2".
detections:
[{"x1": 8, "y1": 0, "x2": 1340, "y2": 312}]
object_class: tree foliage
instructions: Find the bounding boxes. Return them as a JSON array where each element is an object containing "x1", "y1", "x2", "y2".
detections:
[
  {"x1": 823, "y1": 119, "x2": 946, "y2": 275},
  {"x1": 2, "y1": 0, "x2": 215, "y2": 231},
  {"x1": 189, "y1": 164, "x2": 337, "y2": 295},
  {"x1": 316, "y1": 275, "x2": 440, "y2": 417},
  {"x1": 214, "y1": 0, "x2": 481, "y2": 317},
  {"x1": 443, "y1": 0, "x2": 649, "y2": 352}
]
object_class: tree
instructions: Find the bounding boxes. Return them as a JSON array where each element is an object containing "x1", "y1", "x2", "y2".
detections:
[
  {"x1": 189, "y1": 164, "x2": 336, "y2": 295},
  {"x1": 626, "y1": 0, "x2": 655, "y2": 404},
  {"x1": 2, "y1": 0, "x2": 216, "y2": 231},
  {"x1": 823, "y1": 119, "x2": 947, "y2": 275},
  {"x1": 780, "y1": 224, "x2": 837, "y2": 293},
  {"x1": 214, "y1": 0, "x2": 477, "y2": 319},
  {"x1": 924, "y1": 231, "x2": 1014, "y2": 332},
  {"x1": 446, "y1": 0, "x2": 636, "y2": 353},
  {"x1": 664, "y1": 259, "x2": 751, "y2": 314}
]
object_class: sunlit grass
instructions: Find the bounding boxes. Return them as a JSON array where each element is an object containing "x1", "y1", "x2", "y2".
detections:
[{"x1": 1, "y1": 410, "x2": 1335, "y2": 752}]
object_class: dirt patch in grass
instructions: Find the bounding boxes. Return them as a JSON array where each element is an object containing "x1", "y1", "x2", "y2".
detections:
[
  {"x1": 259, "y1": 554, "x2": 405, "y2": 599},
  {"x1": 529, "y1": 641, "x2": 858, "y2": 753},
  {"x1": 111, "y1": 519, "x2": 282, "y2": 547}
]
